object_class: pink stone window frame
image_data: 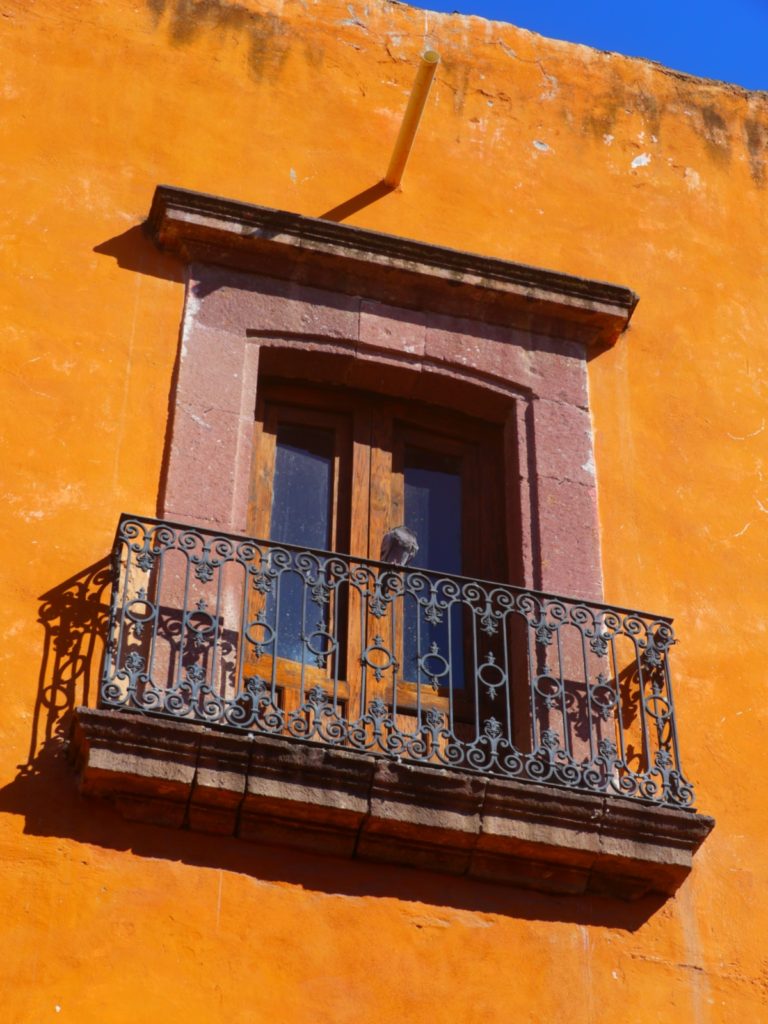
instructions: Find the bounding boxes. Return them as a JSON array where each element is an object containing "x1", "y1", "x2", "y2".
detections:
[{"x1": 162, "y1": 263, "x2": 603, "y2": 602}]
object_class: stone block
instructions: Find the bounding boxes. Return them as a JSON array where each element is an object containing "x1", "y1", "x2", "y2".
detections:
[
  {"x1": 478, "y1": 777, "x2": 602, "y2": 868},
  {"x1": 470, "y1": 852, "x2": 589, "y2": 895},
  {"x1": 163, "y1": 403, "x2": 242, "y2": 529},
  {"x1": 175, "y1": 325, "x2": 252, "y2": 415},
  {"x1": 114, "y1": 794, "x2": 189, "y2": 830},
  {"x1": 188, "y1": 731, "x2": 251, "y2": 836},
  {"x1": 238, "y1": 737, "x2": 374, "y2": 856},
  {"x1": 77, "y1": 713, "x2": 198, "y2": 802},
  {"x1": 72, "y1": 709, "x2": 200, "y2": 829},
  {"x1": 238, "y1": 815, "x2": 359, "y2": 858},
  {"x1": 192, "y1": 266, "x2": 360, "y2": 341},
  {"x1": 531, "y1": 398, "x2": 596, "y2": 488},
  {"x1": 528, "y1": 336, "x2": 589, "y2": 408},
  {"x1": 367, "y1": 760, "x2": 486, "y2": 840},
  {"x1": 425, "y1": 315, "x2": 527, "y2": 385},
  {"x1": 356, "y1": 831, "x2": 473, "y2": 875},
  {"x1": 586, "y1": 869, "x2": 658, "y2": 901},
  {"x1": 152, "y1": 190, "x2": 637, "y2": 348},
  {"x1": 359, "y1": 299, "x2": 426, "y2": 356},
  {"x1": 535, "y1": 476, "x2": 602, "y2": 599},
  {"x1": 340, "y1": 347, "x2": 423, "y2": 396},
  {"x1": 86, "y1": 744, "x2": 196, "y2": 793},
  {"x1": 358, "y1": 760, "x2": 484, "y2": 873},
  {"x1": 239, "y1": 735, "x2": 374, "y2": 854}
]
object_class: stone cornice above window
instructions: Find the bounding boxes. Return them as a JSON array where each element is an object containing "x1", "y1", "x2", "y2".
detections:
[{"x1": 146, "y1": 185, "x2": 638, "y2": 347}]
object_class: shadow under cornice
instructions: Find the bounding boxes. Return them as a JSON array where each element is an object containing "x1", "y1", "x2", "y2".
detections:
[{"x1": 93, "y1": 224, "x2": 184, "y2": 282}]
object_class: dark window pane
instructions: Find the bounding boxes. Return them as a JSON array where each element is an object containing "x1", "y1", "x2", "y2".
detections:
[
  {"x1": 403, "y1": 446, "x2": 464, "y2": 690},
  {"x1": 271, "y1": 424, "x2": 334, "y2": 549},
  {"x1": 270, "y1": 423, "x2": 334, "y2": 663},
  {"x1": 404, "y1": 447, "x2": 462, "y2": 574}
]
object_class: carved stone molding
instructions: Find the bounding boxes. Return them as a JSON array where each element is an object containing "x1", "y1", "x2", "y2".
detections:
[
  {"x1": 146, "y1": 185, "x2": 638, "y2": 346},
  {"x1": 70, "y1": 708, "x2": 714, "y2": 901}
]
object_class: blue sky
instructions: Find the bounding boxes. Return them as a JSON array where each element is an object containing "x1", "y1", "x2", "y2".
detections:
[{"x1": 415, "y1": 0, "x2": 768, "y2": 91}]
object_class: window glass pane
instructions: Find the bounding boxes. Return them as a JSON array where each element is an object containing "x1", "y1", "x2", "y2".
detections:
[
  {"x1": 270, "y1": 423, "x2": 335, "y2": 663},
  {"x1": 403, "y1": 446, "x2": 464, "y2": 690},
  {"x1": 271, "y1": 423, "x2": 334, "y2": 549},
  {"x1": 404, "y1": 447, "x2": 462, "y2": 574}
]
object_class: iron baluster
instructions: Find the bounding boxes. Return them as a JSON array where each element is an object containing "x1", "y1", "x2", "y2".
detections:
[{"x1": 99, "y1": 514, "x2": 698, "y2": 809}]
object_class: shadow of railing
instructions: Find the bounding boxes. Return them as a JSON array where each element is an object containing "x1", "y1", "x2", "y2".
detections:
[
  {"x1": 0, "y1": 550, "x2": 667, "y2": 929},
  {"x1": 21, "y1": 557, "x2": 113, "y2": 773}
]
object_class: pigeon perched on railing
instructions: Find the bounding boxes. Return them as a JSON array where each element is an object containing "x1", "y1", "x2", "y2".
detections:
[{"x1": 380, "y1": 525, "x2": 419, "y2": 566}]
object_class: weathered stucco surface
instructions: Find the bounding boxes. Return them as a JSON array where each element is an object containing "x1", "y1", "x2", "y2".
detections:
[{"x1": 1, "y1": 0, "x2": 767, "y2": 1020}]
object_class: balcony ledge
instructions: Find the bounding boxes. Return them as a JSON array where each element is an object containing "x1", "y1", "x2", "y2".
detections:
[{"x1": 70, "y1": 707, "x2": 714, "y2": 900}]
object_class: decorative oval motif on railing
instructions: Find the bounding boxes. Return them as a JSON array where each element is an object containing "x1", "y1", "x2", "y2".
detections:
[{"x1": 100, "y1": 514, "x2": 696, "y2": 808}]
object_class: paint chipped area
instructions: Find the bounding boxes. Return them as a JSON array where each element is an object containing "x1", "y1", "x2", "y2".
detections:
[
  {"x1": 180, "y1": 284, "x2": 202, "y2": 359},
  {"x1": 631, "y1": 152, "x2": 651, "y2": 168},
  {"x1": 685, "y1": 167, "x2": 702, "y2": 190},
  {"x1": 12, "y1": 481, "x2": 85, "y2": 523},
  {"x1": 533, "y1": 139, "x2": 550, "y2": 152}
]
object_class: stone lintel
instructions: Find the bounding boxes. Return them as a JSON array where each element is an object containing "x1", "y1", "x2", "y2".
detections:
[
  {"x1": 146, "y1": 185, "x2": 638, "y2": 346},
  {"x1": 70, "y1": 707, "x2": 713, "y2": 900}
]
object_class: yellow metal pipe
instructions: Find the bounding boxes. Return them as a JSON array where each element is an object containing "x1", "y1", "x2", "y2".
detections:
[{"x1": 384, "y1": 50, "x2": 440, "y2": 188}]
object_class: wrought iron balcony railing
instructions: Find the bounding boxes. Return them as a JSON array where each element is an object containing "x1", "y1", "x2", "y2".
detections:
[{"x1": 100, "y1": 514, "x2": 696, "y2": 809}]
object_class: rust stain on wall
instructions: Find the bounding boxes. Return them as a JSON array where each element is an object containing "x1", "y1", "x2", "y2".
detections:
[
  {"x1": 689, "y1": 102, "x2": 732, "y2": 161},
  {"x1": 743, "y1": 118, "x2": 768, "y2": 186},
  {"x1": 148, "y1": 0, "x2": 292, "y2": 80}
]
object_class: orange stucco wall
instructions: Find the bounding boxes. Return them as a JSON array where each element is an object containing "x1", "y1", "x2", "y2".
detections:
[{"x1": 2, "y1": 1, "x2": 767, "y2": 1020}]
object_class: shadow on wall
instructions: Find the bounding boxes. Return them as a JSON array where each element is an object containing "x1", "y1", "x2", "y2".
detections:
[
  {"x1": 0, "y1": 557, "x2": 664, "y2": 930},
  {"x1": 318, "y1": 180, "x2": 396, "y2": 222},
  {"x1": 23, "y1": 558, "x2": 113, "y2": 769},
  {"x1": 91, "y1": 174, "x2": 393, "y2": 288},
  {"x1": 93, "y1": 225, "x2": 184, "y2": 283}
]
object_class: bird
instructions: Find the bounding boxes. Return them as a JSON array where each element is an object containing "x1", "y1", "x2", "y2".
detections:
[{"x1": 380, "y1": 525, "x2": 419, "y2": 566}]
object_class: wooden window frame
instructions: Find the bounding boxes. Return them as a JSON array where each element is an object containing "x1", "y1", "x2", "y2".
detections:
[{"x1": 247, "y1": 379, "x2": 508, "y2": 727}]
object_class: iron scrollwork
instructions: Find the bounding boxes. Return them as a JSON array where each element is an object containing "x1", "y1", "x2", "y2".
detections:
[{"x1": 100, "y1": 514, "x2": 697, "y2": 809}]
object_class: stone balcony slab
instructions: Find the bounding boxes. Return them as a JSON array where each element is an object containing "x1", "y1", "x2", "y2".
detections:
[{"x1": 70, "y1": 707, "x2": 713, "y2": 900}]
